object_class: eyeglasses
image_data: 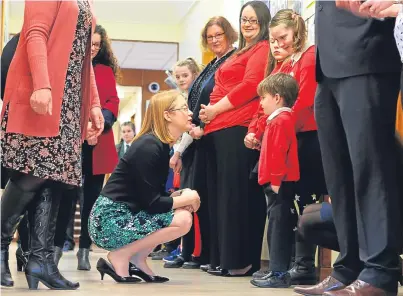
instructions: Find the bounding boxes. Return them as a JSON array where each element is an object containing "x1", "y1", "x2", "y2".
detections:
[
  {"x1": 207, "y1": 32, "x2": 225, "y2": 42},
  {"x1": 169, "y1": 106, "x2": 189, "y2": 113},
  {"x1": 240, "y1": 18, "x2": 259, "y2": 25},
  {"x1": 92, "y1": 42, "x2": 101, "y2": 49}
]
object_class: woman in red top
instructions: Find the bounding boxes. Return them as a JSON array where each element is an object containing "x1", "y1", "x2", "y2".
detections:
[
  {"x1": 0, "y1": 1, "x2": 102, "y2": 290},
  {"x1": 248, "y1": 9, "x2": 327, "y2": 285},
  {"x1": 198, "y1": 1, "x2": 270, "y2": 276}
]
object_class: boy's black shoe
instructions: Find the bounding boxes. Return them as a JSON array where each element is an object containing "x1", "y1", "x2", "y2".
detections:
[
  {"x1": 289, "y1": 264, "x2": 317, "y2": 285},
  {"x1": 250, "y1": 271, "x2": 291, "y2": 288}
]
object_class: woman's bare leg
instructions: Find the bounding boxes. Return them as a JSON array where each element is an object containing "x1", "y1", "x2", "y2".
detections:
[
  {"x1": 130, "y1": 247, "x2": 155, "y2": 275},
  {"x1": 108, "y1": 209, "x2": 192, "y2": 277}
]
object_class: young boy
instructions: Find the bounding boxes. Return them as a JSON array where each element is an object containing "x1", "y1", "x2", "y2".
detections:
[{"x1": 251, "y1": 73, "x2": 300, "y2": 288}]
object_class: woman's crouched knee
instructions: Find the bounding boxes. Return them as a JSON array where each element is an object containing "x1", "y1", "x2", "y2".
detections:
[{"x1": 176, "y1": 210, "x2": 193, "y2": 235}]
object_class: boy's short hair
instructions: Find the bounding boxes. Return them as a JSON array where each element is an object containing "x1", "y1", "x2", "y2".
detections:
[
  {"x1": 121, "y1": 121, "x2": 135, "y2": 131},
  {"x1": 257, "y1": 73, "x2": 299, "y2": 108}
]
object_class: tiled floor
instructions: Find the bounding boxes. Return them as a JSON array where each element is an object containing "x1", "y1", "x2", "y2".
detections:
[{"x1": 2, "y1": 243, "x2": 403, "y2": 295}]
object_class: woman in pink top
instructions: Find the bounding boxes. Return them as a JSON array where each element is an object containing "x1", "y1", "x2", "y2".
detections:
[{"x1": 0, "y1": 1, "x2": 102, "y2": 290}]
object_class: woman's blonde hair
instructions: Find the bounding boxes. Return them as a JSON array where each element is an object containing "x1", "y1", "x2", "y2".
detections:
[
  {"x1": 265, "y1": 9, "x2": 307, "y2": 76},
  {"x1": 173, "y1": 57, "x2": 202, "y2": 76},
  {"x1": 133, "y1": 90, "x2": 185, "y2": 144}
]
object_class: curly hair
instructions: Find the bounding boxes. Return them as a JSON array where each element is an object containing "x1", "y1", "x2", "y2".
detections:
[{"x1": 92, "y1": 24, "x2": 121, "y2": 82}]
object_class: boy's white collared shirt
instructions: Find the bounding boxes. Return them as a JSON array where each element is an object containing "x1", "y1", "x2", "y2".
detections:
[
  {"x1": 267, "y1": 107, "x2": 292, "y2": 123},
  {"x1": 395, "y1": 5, "x2": 403, "y2": 62}
]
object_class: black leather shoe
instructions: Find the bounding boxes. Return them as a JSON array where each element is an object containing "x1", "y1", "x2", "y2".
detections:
[
  {"x1": 207, "y1": 267, "x2": 225, "y2": 276},
  {"x1": 77, "y1": 248, "x2": 91, "y2": 271},
  {"x1": 182, "y1": 257, "x2": 201, "y2": 269},
  {"x1": 252, "y1": 269, "x2": 270, "y2": 279},
  {"x1": 128, "y1": 263, "x2": 169, "y2": 283},
  {"x1": 25, "y1": 186, "x2": 80, "y2": 290},
  {"x1": 163, "y1": 256, "x2": 185, "y2": 268},
  {"x1": 151, "y1": 248, "x2": 170, "y2": 260},
  {"x1": 289, "y1": 264, "x2": 317, "y2": 285},
  {"x1": 208, "y1": 267, "x2": 255, "y2": 277},
  {"x1": 200, "y1": 264, "x2": 212, "y2": 272},
  {"x1": 251, "y1": 271, "x2": 291, "y2": 288}
]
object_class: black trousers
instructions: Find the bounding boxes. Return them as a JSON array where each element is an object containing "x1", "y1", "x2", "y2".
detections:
[
  {"x1": 54, "y1": 186, "x2": 80, "y2": 248},
  {"x1": 189, "y1": 137, "x2": 211, "y2": 264},
  {"x1": 264, "y1": 182, "x2": 298, "y2": 272},
  {"x1": 78, "y1": 142, "x2": 106, "y2": 248},
  {"x1": 65, "y1": 198, "x2": 77, "y2": 245},
  {"x1": 79, "y1": 173, "x2": 105, "y2": 248},
  {"x1": 205, "y1": 126, "x2": 266, "y2": 270},
  {"x1": 298, "y1": 202, "x2": 339, "y2": 252},
  {"x1": 315, "y1": 73, "x2": 401, "y2": 293},
  {"x1": 180, "y1": 144, "x2": 196, "y2": 261}
]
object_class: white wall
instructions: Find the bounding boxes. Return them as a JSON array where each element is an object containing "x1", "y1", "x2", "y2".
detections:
[{"x1": 178, "y1": 0, "x2": 243, "y2": 62}]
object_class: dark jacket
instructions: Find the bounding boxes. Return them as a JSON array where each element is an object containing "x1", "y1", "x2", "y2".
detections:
[
  {"x1": 102, "y1": 133, "x2": 173, "y2": 214},
  {"x1": 315, "y1": 1, "x2": 401, "y2": 81}
]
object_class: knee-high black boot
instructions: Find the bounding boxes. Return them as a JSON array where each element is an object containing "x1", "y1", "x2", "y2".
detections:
[
  {"x1": 1, "y1": 181, "x2": 37, "y2": 287},
  {"x1": 16, "y1": 212, "x2": 30, "y2": 272},
  {"x1": 25, "y1": 185, "x2": 79, "y2": 290}
]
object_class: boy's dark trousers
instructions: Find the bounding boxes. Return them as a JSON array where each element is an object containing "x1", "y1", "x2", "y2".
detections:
[{"x1": 264, "y1": 182, "x2": 298, "y2": 272}]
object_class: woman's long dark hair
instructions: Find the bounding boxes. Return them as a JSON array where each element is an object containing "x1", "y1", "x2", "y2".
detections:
[
  {"x1": 92, "y1": 24, "x2": 121, "y2": 82},
  {"x1": 237, "y1": 1, "x2": 271, "y2": 55}
]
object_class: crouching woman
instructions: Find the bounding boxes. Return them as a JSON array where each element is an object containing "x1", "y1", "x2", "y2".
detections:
[{"x1": 89, "y1": 90, "x2": 200, "y2": 283}]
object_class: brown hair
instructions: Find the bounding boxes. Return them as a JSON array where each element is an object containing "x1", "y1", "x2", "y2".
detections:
[
  {"x1": 237, "y1": 1, "x2": 271, "y2": 55},
  {"x1": 133, "y1": 90, "x2": 185, "y2": 144},
  {"x1": 257, "y1": 73, "x2": 299, "y2": 108},
  {"x1": 201, "y1": 16, "x2": 238, "y2": 51},
  {"x1": 173, "y1": 57, "x2": 202, "y2": 76},
  {"x1": 121, "y1": 121, "x2": 135, "y2": 133},
  {"x1": 265, "y1": 9, "x2": 307, "y2": 76},
  {"x1": 93, "y1": 24, "x2": 122, "y2": 83}
]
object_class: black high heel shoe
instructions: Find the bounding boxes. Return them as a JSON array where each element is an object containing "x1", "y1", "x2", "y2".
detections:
[
  {"x1": 128, "y1": 262, "x2": 169, "y2": 283},
  {"x1": 96, "y1": 258, "x2": 141, "y2": 283}
]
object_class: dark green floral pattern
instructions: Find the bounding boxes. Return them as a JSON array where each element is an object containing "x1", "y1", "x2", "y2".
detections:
[{"x1": 89, "y1": 195, "x2": 174, "y2": 251}]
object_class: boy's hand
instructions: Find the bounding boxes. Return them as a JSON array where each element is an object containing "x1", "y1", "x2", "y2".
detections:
[{"x1": 244, "y1": 133, "x2": 256, "y2": 149}]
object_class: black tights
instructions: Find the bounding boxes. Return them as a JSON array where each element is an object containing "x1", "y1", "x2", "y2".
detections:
[
  {"x1": 54, "y1": 186, "x2": 79, "y2": 248},
  {"x1": 297, "y1": 203, "x2": 339, "y2": 252},
  {"x1": 10, "y1": 171, "x2": 47, "y2": 193}
]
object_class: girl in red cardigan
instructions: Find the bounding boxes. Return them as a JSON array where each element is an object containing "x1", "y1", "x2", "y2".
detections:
[{"x1": 247, "y1": 9, "x2": 327, "y2": 286}]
